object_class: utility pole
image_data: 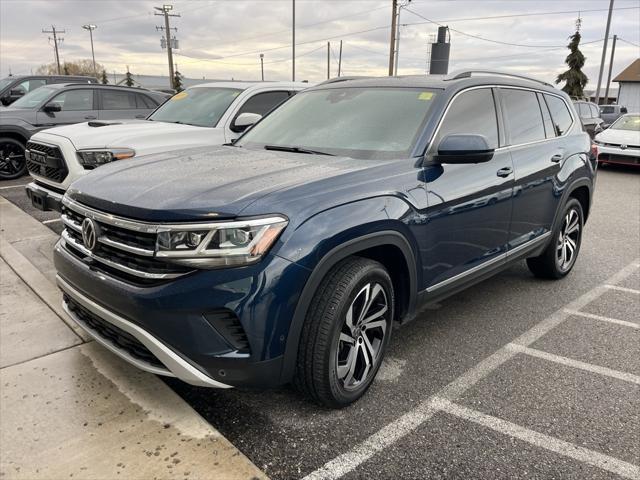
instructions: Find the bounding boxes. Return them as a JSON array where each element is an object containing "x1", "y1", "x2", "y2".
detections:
[
  {"x1": 155, "y1": 4, "x2": 180, "y2": 89},
  {"x1": 603, "y1": 34, "x2": 617, "y2": 105},
  {"x1": 260, "y1": 54, "x2": 264, "y2": 81},
  {"x1": 82, "y1": 24, "x2": 97, "y2": 76},
  {"x1": 327, "y1": 42, "x2": 331, "y2": 79},
  {"x1": 388, "y1": 0, "x2": 398, "y2": 76},
  {"x1": 42, "y1": 25, "x2": 65, "y2": 74},
  {"x1": 338, "y1": 40, "x2": 343, "y2": 77},
  {"x1": 394, "y1": 0, "x2": 411, "y2": 76},
  {"x1": 292, "y1": 0, "x2": 296, "y2": 81},
  {"x1": 594, "y1": 0, "x2": 614, "y2": 105}
]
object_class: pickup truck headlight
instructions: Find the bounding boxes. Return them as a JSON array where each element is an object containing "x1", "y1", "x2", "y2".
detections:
[
  {"x1": 77, "y1": 148, "x2": 135, "y2": 168},
  {"x1": 155, "y1": 216, "x2": 288, "y2": 268}
]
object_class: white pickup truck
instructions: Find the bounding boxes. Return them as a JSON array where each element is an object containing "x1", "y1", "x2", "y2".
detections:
[{"x1": 25, "y1": 81, "x2": 309, "y2": 211}]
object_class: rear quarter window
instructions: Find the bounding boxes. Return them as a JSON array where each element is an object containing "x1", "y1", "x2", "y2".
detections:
[{"x1": 544, "y1": 94, "x2": 573, "y2": 136}]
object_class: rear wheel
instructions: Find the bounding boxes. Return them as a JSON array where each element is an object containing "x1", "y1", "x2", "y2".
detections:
[
  {"x1": 0, "y1": 138, "x2": 27, "y2": 180},
  {"x1": 294, "y1": 257, "x2": 394, "y2": 408},
  {"x1": 527, "y1": 198, "x2": 584, "y2": 279}
]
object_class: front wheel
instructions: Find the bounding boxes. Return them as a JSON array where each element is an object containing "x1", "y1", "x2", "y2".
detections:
[
  {"x1": 294, "y1": 257, "x2": 394, "y2": 408},
  {"x1": 0, "y1": 138, "x2": 27, "y2": 180},
  {"x1": 527, "y1": 198, "x2": 584, "y2": 279}
]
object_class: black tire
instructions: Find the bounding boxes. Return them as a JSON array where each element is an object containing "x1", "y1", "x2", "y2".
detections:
[
  {"x1": 0, "y1": 137, "x2": 27, "y2": 180},
  {"x1": 294, "y1": 257, "x2": 394, "y2": 408},
  {"x1": 527, "y1": 198, "x2": 584, "y2": 279}
]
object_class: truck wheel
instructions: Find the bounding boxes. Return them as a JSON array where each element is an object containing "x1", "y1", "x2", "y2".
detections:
[
  {"x1": 294, "y1": 257, "x2": 394, "y2": 408},
  {"x1": 0, "y1": 137, "x2": 27, "y2": 180},
  {"x1": 527, "y1": 198, "x2": 584, "y2": 279}
]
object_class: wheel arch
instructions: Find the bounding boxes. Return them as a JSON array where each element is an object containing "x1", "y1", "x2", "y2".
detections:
[
  {"x1": 0, "y1": 130, "x2": 28, "y2": 145},
  {"x1": 279, "y1": 231, "x2": 417, "y2": 383}
]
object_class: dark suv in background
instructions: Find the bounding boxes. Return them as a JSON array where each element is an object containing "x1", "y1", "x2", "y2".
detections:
[
  {"x1": 0, "y1": 83, "x2": 168, "y2": 179},
  {"x1": 54, "y1": 72, "x2": 595, "y2": 408},
  {"x1": 0, "y1": 75, "x2": 98, "y2": 106},
  {"x1": 574, "y1": 100, "x2": 604, "y2": 138}
]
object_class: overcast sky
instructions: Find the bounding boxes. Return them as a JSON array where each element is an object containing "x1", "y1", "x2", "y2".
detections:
[{"x1": 1, "y1": 0, "x2": 638, "y2": 89}]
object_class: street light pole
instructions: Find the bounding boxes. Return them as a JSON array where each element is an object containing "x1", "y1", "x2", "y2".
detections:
[
  {"x1": 292, "y1": 0, "x2": 296, "y2": 81},
  {"x1": 82, "y1": 24, "x2": 97, "y2": 76}
]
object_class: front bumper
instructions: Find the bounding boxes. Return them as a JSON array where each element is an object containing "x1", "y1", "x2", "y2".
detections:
[
  {"x1": 597, "y1": 144, "x2": 640, "y2": 166},
  {"x1": 25, "y1": 181, "x2": 64, "y2": 212},
  {"x1": 54, "y1": 239, "x2": 310, "y2": 388}
]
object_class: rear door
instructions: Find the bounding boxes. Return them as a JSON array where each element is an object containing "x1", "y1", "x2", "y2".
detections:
[
  {"x1": 98, "y1": 89, "x2": 138, "y2": 120},
  {"x1": 420, "y1": 87, "x2": 514, "y2": 291},
  {"x1": 36, "y1": 88, "x2": 98, "y2": 126},
  {"x1": 500, "y1": 88, "x2": 568, "y2": 251}
]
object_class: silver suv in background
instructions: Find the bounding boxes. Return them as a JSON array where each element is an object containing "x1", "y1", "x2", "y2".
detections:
[{"x1": 0, "y1": 75, "x2": 98, "y2": 106}]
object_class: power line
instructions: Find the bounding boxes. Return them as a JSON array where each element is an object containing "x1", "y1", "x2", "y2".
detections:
[
  {"x1": 618, "y1": 37, "x2": 639, "y2": 48},
  {"x1": 42, "y1": 26, "x2": 65, "y2": 74}
]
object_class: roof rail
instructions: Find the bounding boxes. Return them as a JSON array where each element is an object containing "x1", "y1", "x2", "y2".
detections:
[
  {"x1": 317, "y1": 76, "x2": 372, "y2": 86},
  {"x1": 444, "y1": 70, "x2": 553, "y2": 88}
]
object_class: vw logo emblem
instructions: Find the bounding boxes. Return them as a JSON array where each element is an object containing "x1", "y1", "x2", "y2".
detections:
[
  {"x1": 81, "y1": 218, "x2": 99, "y2": 252},
  {"x1": 620, "y1": 144, "x2": 627, "y2": 150}
]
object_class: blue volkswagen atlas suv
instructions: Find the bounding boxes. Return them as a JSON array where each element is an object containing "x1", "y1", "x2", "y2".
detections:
[{"x1": 54, "y1": 72, "x2": 595, "y2": 407}]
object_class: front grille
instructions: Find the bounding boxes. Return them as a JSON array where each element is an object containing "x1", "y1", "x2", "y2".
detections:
[
  {"x1": 599, "y1": 153, "x2": 640, "y2": 165},
  {"x1": 61, "y1": 202, "x2": 192, "y2": 286},
  {"x1": 204, "y1": 310, "x2": 251, "y2": 354},
  {"x1": 25, "y1": 141, "x2": 68, "y2": 183},
  {"x1": 64, "y1": 294, "x2": 165, "y2": 369}
]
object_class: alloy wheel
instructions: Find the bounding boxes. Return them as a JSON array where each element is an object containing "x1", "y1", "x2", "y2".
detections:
[
  {"x1": 0, "y1": 142, "x2": 26, "y2": 179},
  {"x1": 336, "y1": 282, "x2": 389, "y2": 391},
  {"x1": 556, "y1": 208, "x2": 580, "y2": 271}
]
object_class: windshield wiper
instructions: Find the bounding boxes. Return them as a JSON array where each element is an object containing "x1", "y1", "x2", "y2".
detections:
[{"x1": 264, "y1": 144, "x2": 335, "y2": 156}]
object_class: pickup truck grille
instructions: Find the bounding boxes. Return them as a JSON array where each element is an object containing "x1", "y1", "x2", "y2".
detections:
[
  {"x1": 25, "y1": 141, "x2": 69, "y2": 183},
  {"x1": 61, "y1": 200, "x2": 192, "y2": 286}
]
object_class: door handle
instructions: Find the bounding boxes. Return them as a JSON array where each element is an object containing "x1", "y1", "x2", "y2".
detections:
[
  {"x1": 84, "y1": 115, "x2": 97, "y2": 120},
  {"x1": 551, "y1": 153, "x2": 564, "y2": 163},
  {"x1": 496, "y1": 167, "x2": 513, "y2": 178},
  {"x1": 135, "y1": 114, "x2": 146, "y2": 119}
]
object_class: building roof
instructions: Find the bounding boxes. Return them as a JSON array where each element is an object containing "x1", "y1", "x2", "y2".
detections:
[{"x1": 613, "y1": 59, "x2": 640, "y2": 83}]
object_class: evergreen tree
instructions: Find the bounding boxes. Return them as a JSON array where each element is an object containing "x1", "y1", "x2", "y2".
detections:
[
  {"x1": 63, "y1": 63, "x2": 70, "y2": 75},
  {"x1": 101, "y1": 70, "x2": 109, "y2": 84},
  {"x1": 125, "y1": 67, "x2": 134, "y2": 87},
  {"x1": 173, "y1": 70, "x2": 184, "y2": 92},
  {"x1": 556, "y1": 19, "x2": 588, "y2": 98}
]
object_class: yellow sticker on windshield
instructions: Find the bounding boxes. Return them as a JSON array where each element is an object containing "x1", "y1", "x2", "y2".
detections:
[
  {"x1": 418, "y1": 92, "x2": 433, "y2": 100},
  {"x1": 172, "y1": 91, "x2": 189, "y2": 101}
]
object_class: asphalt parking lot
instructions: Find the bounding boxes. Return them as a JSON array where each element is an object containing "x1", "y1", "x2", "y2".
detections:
[{"x1": 2, "y1": 166, "x2": 639, "y2": 480}]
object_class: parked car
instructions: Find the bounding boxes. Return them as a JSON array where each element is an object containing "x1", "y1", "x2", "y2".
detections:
[
  {"x1": 0, "y1": 75, "x2": 98, "y2": 106},
  {"x1": 54, "y1": 72, "x2": 594, "y2": 408},
  {"x1": 573, "y1": 100, "x2": 604, "y2": 138},
  {"x1": 0, "y1": 83, "x2": 167, "y2": 180},
  {"x1": 24, "y1": 81, "x2": 308, "y2": 210},
  {"x1": 599, "y1": 104, "x2": 628, "y2": 126},
  {"x1": 594, "y1": 113, "x2": 640, "y2": 167}
]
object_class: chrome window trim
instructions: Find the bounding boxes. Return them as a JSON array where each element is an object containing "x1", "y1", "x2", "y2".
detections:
[
  {"x1": 427, "y1": 84, "x2": 577, "y2": 156},
  {"x1": 426, "y1": 232, "x2": 551, "y2": 293}
]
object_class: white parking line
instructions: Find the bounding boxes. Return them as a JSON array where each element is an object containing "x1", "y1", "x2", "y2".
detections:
[
  {"x1": 42, "y1": 218, "x2": 62, "y2": 224},
  {"x1": 506, "y1": 343, "x2": 640, "y2": 385},
  {"x1": 434, "y1": 398, "x2": 640, "y2": 480},
  {"x1": 565, "y1": 309, "x2": 639, "y2": 329},
  {"x1": 604, "y1": 284, "x2": 640, "y2": 295},
  {"x1": 303, "y1": 259, "x2": 640, "y2": 480}
]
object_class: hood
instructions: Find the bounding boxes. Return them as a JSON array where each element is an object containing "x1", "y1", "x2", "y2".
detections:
[
  {"x1": 595, "y1": 127, "x2": 640, "y2": 146},
  {"x1": 67, "y1": 146, "x2": 385, "y2": 222},
  {"x1": 43, "y1": 119, "x2": 219, "y2": 150},
  {"x1": 0, "y1": 107, "x2": 35, "y2": 122}
]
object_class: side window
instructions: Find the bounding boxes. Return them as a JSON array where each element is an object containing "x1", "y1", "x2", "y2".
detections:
[
  {"x1": 544, "y1": 94, "x2": 573, "y2": 136},
  {"x1": 135, "y1": 93, "x2": 156, "y2": 109},
  {"x1": 536, "y1": 93, "x2": 555, "y2": 139},
  {"x1": 501, "y1": 89, "x2": 546, "y2": 145},
  {"x1": 589, "y1": 104, "x2": 600, "y2": 118},
  {"x1": 434, "y1": 88, "x2": 499, "y2": 149},
  {"x1": 101, "y1": 90, "x2": 136, "y2": 110},
  {"x1": 50, "y1": 89, "x2": 94, "y2": 111},
  {"x1": 16, "y1": 79, "x2": 46, "y2": 94},
  {"x1": 578, "y1": 102, "x2": 591, "y2": 119},
  {"x1": 235, "y1": 91, "x2": 290, "y2": 118}
]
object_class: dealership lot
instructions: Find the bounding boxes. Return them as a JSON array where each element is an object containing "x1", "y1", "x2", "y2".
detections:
[{"x1": 1, "y1": 166, "x2": 639, "y2": 479}]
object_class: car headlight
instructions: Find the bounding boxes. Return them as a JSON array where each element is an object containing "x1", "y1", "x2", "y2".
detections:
[
  {"x1": 77, "y1": 148, "x2": 135, "y2": 168},
  {"x1": 155, "y1": 216, "x2": 288, "y2": 268}
]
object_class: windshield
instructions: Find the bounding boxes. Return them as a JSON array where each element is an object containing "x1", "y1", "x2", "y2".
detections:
[
  {"x1": 237, "y1": 87, "x2": 439, "y2": 160},
  {"x1": 0, "y1": 78, "x2": 14, "y2": 92},
  {"x1": 610, "y1": 115, "x2": 640, "y2": 131},
  {"x1": 10, "y1": 86, "x2": 55, "y2": 109},
  {"x1": 148, "y1": 87, "x2": 242, "y2": 127}
]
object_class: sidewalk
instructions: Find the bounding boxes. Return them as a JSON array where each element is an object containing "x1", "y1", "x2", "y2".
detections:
[{"x1": 0, "y1": 197, "x2": 267, "y2": 480}]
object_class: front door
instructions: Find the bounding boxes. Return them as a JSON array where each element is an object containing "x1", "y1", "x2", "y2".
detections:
[
  {"x1": 37, "y1": 88, "x2": 97, "y2": 126},
  {"x1": 418, "y1": 87, "x2": 514, "y2": 291}
]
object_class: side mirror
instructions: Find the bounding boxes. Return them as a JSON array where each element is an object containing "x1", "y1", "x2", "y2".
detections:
[
  {"x1": 42, "y1": 103, "x2": 62, "y2": 113},
  {"x1": 231, "y1": 112, "x2": 262, "y2": 133},
  {"x1": 434, "y1": 134, "x2": 494, "y2": 164},
  {"x1": 9, "y1": 89, "x2": 25, "y2": 98}
]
